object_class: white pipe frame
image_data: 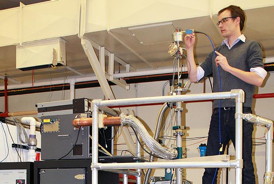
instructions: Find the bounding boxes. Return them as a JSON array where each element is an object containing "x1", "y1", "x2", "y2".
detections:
[
  {"x1": 91, "y1": 89, "x2": 246, "y2": 184},
  {"x1": 242, "y1": 114, "x2": 273, "y2": 183},
  {"x1": 123, "y1": 174, "x2": 128, "y2": 184},
  {"x1": 175, "y1": 88, "x2": 183, "y2": 184}
]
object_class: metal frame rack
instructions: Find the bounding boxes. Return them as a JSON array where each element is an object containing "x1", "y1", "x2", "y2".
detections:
[{"x1": 90, "y1": 89, "x2": 253, "y2": 184}]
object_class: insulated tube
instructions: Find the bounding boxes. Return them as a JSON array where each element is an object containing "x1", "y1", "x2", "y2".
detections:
[
  {"x1": 144, "y1": 103, "x2": 169, "y2": 184},
  {"x1": 242, "y1": 113, "x2": 273, "y2": 127},
  {"x1": 120, "y1": 113, "x2": 177, "y2": 160}
]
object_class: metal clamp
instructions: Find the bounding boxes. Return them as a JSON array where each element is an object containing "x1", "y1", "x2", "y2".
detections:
[
  {"x1": 264, "y1": 172, "x2": 274, "y2": 184},
  {"x1": 235, "y1": 112, "x2": 243, "y2": 119}
]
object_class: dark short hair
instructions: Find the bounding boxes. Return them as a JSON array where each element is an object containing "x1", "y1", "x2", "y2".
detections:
[{"x1": 218, "y1": 5, "x2": 246, "y2": 31}]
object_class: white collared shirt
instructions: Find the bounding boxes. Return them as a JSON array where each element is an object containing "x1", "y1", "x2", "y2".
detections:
[{"x1": 222, "y1": 34, "x2": 246, "y2": 49}]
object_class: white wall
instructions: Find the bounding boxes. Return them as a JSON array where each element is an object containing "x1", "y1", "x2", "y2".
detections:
[{"x1": 0, "y1": 72, "x2": 273, "y2": 183}]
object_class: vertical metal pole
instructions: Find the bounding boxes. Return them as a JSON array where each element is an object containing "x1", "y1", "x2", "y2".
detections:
[
  {"x1": 99, "y1": 46, "x2": 105, "y2": 72},
  {"x1": 111, "y1": 126, "x2": 114, "y2": 155},
  {"x1": 265, "y1": 124, "x2": 273, "y2": 179},
  {"x1": 4, "y1": 76, "x2": 8, "y2": 114},
  {"x1": 235, "y1": 93, "x2": 243, "y2": 184},
  {"x1": 175, "y1": 88, "x2": 182, "y2": 184},
  {"x1": 173, "y1": 41, "x2": 183, "y2": 183},
  {"x1": 136, "y1": 139, "x2": 142, "y2": 184},
  {"x1": 70, "y1": 80, "x2": 75, "y2": 100},
  {"x1": 92, "y1": 102, "x2": 99, "y2": 184},
  {"x1": 108, "y1": 53, "x2": 115, "y2": 80},
  {"x1": 123, "y1": 174, "x2": 128, "y2": 184}
]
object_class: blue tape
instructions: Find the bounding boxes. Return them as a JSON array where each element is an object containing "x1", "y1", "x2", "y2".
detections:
[{"x1": 185, "y1": 29, "x2": 194, "y2": 34}]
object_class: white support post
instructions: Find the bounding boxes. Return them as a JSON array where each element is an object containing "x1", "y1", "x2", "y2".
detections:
[
  {"x1": 123, "y1": 174, "x2": 128, "y2": 184},
  {"x1": 81, "y1": 38, "x2": 115, "y2": 100},
  {"x1": 234, "y1": 89, "x2": 244, "y2": 184},
  {"x1": 125, "y1": 64, "x2": 130, "y2": 73},
  {"x1": 108, "y1": 53, "x2": 115, "y2": 80},
  {"x1": 69, "y1": 80, "x2": 75, "y2": 100},
  {"x1": 265, "y1": 124, "x2": 273, "y2": 184},
  {"x1": 88, "y1": 39, "x2": 134, "y2": 70},
  {"x1": 99, "y1": 46, "x2": 105, "y2": 72},
  {"x1": 107, "y1": 52, "x2": 130, "y2": 90},
  {"x1": 175, "y1": 88, "x2": 183, "y2": 184},
  {"x1": 92, "y1": 101, "x2": 100, "y2": 184}
]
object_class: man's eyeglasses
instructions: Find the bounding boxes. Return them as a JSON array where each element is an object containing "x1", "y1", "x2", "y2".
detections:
[{"x1": 216, "y1": 17, "x2": 237, "y2": 26}]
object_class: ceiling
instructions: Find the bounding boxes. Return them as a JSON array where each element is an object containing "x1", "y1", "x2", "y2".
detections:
[{"x1": 0, "y1": 1, "x2": 274, "y2": 88}]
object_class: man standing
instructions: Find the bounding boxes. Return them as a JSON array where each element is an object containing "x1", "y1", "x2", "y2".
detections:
[{"x1": 184, "y1": 5, "x2": 267, "y2": 184}]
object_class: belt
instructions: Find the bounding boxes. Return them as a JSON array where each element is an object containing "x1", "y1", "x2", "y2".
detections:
[{"x1": 223, "y1": 107, "x2": 234, "y2": 111}]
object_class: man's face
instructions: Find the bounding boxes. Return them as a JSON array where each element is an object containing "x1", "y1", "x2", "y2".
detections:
[{"x1": 217, "y1": 10, "x2": 239, "y2": 38}]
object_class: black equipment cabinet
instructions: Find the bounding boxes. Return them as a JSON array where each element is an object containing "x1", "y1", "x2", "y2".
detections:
[
  {"x1": 34, "y1": 159, "x2": 119, "y2": 184},
  {"x1": 0, "y1": 162, "x2": 33, "y2": 184}
]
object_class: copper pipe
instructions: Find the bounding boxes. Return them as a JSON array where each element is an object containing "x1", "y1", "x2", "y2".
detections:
[
  {"x1": 73, "y1": 117, "x2": 121, "y2": 127},
  {"x1": 0, "y1": 110, "x2": 38, "y2": 118},
  {"x1": 8, "y1": 110, "x2": 38, "y2": 117}
]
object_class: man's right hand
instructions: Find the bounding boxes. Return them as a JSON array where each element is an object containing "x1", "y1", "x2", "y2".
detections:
[{"x1": 184, "y1": 33, "x2": 196, "y2": 50}]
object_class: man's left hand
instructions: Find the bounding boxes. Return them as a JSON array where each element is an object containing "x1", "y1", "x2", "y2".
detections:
[{"x1": 215, "y1": 51, "x2": 231, "y2": 72}]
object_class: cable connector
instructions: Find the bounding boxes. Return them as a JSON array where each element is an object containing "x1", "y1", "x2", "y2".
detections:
[{"x1": 184, "y1": 29, "x2": 194, "y2": 34}]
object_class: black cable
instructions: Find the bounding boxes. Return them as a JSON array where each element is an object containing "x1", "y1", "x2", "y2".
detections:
[
  {"x1": 162, "y1": 80, "x2": 169, "y2": 96},
  {"x1": 58, "y1": 127, "x2": 82, "y2": 160},
  {"x1": 107, "y1": 126, "x2": 120, "y2": 141},
  {"x1": 194, "y1": 30, "x2": 222, "y2": 184},
  {"x1": 0, "y1": 121, "x2": 9, "y2": 162},
  {"x1": 120, "y1": 150, "x2": 135, "y2": 156},
  {"x1": 5, "y1": 123, "x2": 22, "y2": 162},
  {"x1": 194, "y1": 31, "x2": 216, "y2": 49},
  {"x1": 99, "y1": 129, "x2": 108, "y2": 148}
]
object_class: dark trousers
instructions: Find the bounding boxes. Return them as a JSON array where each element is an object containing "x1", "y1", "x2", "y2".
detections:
[{"x1": 202, "y1": 107, "x2": 255, "y2": 184}]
